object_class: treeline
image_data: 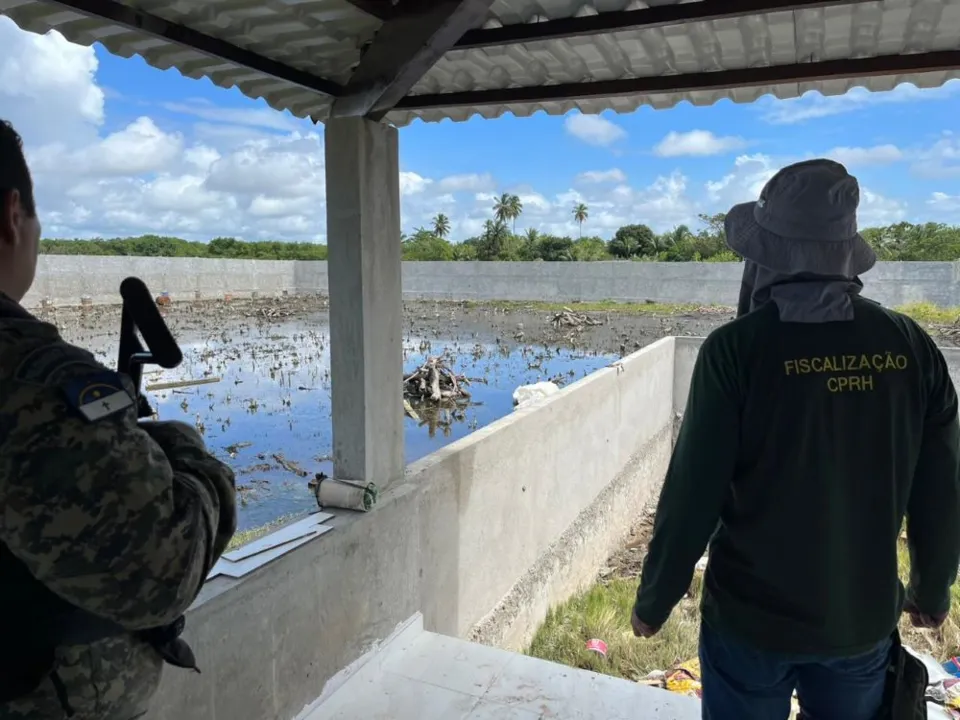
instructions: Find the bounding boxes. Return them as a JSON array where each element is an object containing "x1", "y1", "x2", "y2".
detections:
[
  {"x1": 38, "y1": 216, "x2": 960, "y2": 263},
  {"x1": 40, "y1": 235, "x2": 328, "y2": 260}
]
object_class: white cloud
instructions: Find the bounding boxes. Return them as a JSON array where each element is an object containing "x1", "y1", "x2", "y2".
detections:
[
  {"x1": 203, "y1": 134, "x2": 325, "y2": 198},
  {"x1": 654, "y1": 130, "x2": 746, "y2": 157},
  {"x1": 703, "y1": 152, "x2": 907, "y2": 228},
  {"x1": 575, "y1": 169, "x2": 627, "y2": 184},
  {"x1": 183, "y1": 145, "x2": 221, "y2": 173},
  {"x1": 761, "y1": 81, "x2": 960, "y2": 125},
  {"x1": 30, "y1": 118, "x2": 184, "y2": 179},
  {"x1": 929, "y1": 192, "x2": 960, "y2": 218},
  {"x1": 399, "y1": 171, "x2": 432, "y2": 196},
  {"x1": 525, "y1": 172, "x2": 694, "y2": 238},
  {"x1": 858, "y1": 189, "x2": 907, "y2": 227},
  {"x1": 911, "y1": 133, "x2": 960, "y2": 178},
  {"x1": 0, "y1": 16, "x2": 103, "y2": 148},
  {"x1": 825, "y1": 144, "x2": 904, "y2": 167},
  {"x1": 89, "y1": 117, "x2": 183, "y2": 175},
  {"x1": 436, "y1": 173, "x2": 495, "y2": 192},
  {"x1": 162, "y1": 99, "x2": 299, "y2": 132},
  {"x1": 564, "y1": 113, "x2": 627, "y2": 146},
  {"x1": 705, "y1": 154, "x2": 779, "y2": 208},
  {"x1": 516, "y1": 191, "x2": 551, "y2": 214}
]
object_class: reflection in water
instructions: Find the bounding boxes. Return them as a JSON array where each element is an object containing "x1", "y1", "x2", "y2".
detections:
[
  {"x1": 137, "y1": 321, "x2": 613, "y2": 531},
  {"x1": 407, "y1": 402, "x2": 467, "y2": 439}
]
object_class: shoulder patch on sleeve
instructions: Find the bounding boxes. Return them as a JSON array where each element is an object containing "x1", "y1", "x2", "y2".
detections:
[
  {"x1": 14, "y1": 342, "x2": 100, "y2": 386},
  {"x1": 61, "y1": 371, "x2": 135, "y2": 422}
]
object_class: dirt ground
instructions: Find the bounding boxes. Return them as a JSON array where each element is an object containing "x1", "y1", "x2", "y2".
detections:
[
  {"x1": 36, "y1": 295, "x2": 735, "y2": 357},
  {"x1": 40, "y1": 294, "x2": 959, "y2": 359}
]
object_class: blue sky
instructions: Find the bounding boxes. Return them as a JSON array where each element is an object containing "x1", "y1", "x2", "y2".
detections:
[{"x1": 2, "y1": 16, "x2": 958, "y2": 243}]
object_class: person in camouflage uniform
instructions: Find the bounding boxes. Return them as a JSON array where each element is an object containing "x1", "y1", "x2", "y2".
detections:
[{"x1": 0, "y1": 119, "x2": 237, "y2": 719}]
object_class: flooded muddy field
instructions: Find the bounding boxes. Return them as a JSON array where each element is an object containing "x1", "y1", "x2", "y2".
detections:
[{"x1": 39, "y1": 297, "x2": 733, "y2": 531}]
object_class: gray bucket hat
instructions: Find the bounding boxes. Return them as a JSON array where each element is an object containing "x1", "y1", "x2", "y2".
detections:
[{"x1": 724, "y1": 159, "x2": 877, "y2": 277}]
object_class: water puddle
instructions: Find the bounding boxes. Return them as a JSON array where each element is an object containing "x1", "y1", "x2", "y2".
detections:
[{"x1": 132, "y1": 321, "x2": 614, "y2": 530}]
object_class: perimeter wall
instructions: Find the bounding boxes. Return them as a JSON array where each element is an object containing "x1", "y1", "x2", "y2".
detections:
[{"x1": 22, "y1": 256, "x2": 960, "y2": 308}]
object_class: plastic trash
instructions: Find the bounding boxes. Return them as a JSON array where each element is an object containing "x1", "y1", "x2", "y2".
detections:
[
  {"x1": 900, "y1": 645, "x2": 960, "y2": 717},
  {"x1": 906, "y1": 646, "x2": 954, "y2": 684},
  {"x1": 664, "y1": 658, "x2": 702, "y2": 698},
  {"x1": 585, "y1": 638, "x2": 607, "y2": 658},
  {"x1": 512, "y1": 381, "x2": 560, "y2": 408},
  {"x1": 944, "y1": 658, "x2": 960, "y2": 678},
  {"x1": 929, "y1": 701, "x2": 960, "y2": 719}
]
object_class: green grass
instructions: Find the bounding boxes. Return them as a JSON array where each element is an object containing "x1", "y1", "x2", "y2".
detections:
[
  {"x1": 527, "y1": 574, "x2": 703, "y2": 679},
  {"x1": 897, "y1": 540, "x2": 960, "y2": 660},
  {"x1": 527, "y1": 542, "x2": 960, "y2": 681},
  {"x1": 474, "y1": 300, "x2": 728, "y2": 316},
  {"x1": 896, "y1": 302, "x2": 960, "y2": 326},
  {"x1": 471, "y1": 299, "x2": 960, "y2": 324}
]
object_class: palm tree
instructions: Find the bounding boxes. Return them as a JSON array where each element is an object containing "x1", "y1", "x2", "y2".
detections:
[
  {"x1": 432, "y1": 213, "x2": 451, "y2": 239},
  {"x1": 493, "y1": 193, "x2": 512, "y2": 224},
  {"x1": 507, "y1": 194, "x2": 523, "y2": 234},
  {"x1": 493, "y1": 193, "x2": 524, "y2": 233},
  {"x1": 650, "y1": 224, "x2": 690, "y2": 255},
  {"x1": 521, "y1": 228, "x2": 540, "y2": 260},
  {"x1": 573, "y1": 202, "x2": 589, "y2": 238},
  {"x1": 668, "y1": 224, "x2": 692, "y2": 247}
]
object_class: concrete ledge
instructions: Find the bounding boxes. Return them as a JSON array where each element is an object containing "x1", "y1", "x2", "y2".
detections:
[
  {"x1": 144, "y1": 337, "x2": 677, "y2": 720},
  {"x1": 147, "y1": 485, "x2": 423, "y2": 720},
  {"x1": 469, "y1": 425, "x2": 671, "y2": 652},
  {"x1": 408, "y1": 337, "x2": 675, "y2": 641}
]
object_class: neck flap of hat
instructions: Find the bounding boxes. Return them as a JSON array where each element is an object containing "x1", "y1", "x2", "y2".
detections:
[{"x1": 737, "y1": 260, "x2": 863, "y2": 323}]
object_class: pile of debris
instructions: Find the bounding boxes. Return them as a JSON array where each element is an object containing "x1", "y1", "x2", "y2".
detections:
[
  {"x1": 403, "y1": 356, "x2": 471, "y2": 404},
  {"x1": 692, "y1": 305, "x2": 734, "y2": 316},
  {"x1": 551, "y1": 307, "x2": 602, "y2": 330},
  {"x1": 245, "y1": 299, "x2": 295, "y2": 319}
]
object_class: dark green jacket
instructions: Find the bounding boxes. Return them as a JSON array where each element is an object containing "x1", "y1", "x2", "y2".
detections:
[{"x1": 635, "y1": 296, "x2": 960, "y2": 655}]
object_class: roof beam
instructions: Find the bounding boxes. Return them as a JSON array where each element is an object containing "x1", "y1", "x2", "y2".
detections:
[
  {"x1": 330, "y1": 0, "x2": 495, "y2": 120},
  {"x1": 341, "y1": 0, "x2": 398, "y2": 21},
  {"x1": 394, "y1": 50, "x2": 960, "y2": 111},
  {"x1": 455, "y1": 0, "x2": 870, "y2": 50},
  {"x1": 44, "y1": 0, "x2": 343, "y2": 97}
]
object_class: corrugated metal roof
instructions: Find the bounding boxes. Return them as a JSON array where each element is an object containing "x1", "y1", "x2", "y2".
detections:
[
  {"x1": 394, "y1": 0, "x2": 960, "y2": 124},
  {"x1": 2, "y1": 0, "x2": 959, "y2": 126},
  {"x1": 0, "y1": 0, "x2": 381, "y2": 122}
]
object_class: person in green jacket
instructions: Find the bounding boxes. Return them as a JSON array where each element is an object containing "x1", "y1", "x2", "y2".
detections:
[{"x1": 631, "y1": 158, "x2": 960, "y2": 719}]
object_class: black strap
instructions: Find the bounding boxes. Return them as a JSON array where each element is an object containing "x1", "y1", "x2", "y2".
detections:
[{"x1": 49, "y1": 670, "x2": 75, "y2": 717}]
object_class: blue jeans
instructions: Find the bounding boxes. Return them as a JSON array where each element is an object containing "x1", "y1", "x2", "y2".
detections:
[{"x1": 699, "y1": 622, "x2": 892, "y2": 720}]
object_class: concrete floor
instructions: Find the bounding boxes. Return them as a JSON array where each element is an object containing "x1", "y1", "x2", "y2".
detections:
[{"x1": 304, "y1": 616, "x2": 701, "y2": 720}]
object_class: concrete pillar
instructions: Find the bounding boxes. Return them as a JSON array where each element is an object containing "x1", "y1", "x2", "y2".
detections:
[{"x1": 324, "y1": 117, "x2": 404, "y2": 487}]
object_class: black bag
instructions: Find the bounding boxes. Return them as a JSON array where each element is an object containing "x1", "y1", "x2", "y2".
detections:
[{"x1": 883, "y1": 631, "x2": 929, "y2": 720}]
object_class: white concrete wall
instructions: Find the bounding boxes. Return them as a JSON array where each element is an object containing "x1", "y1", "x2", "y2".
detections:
[
  {"x1": 145, "y1": 338, "x2": 677, "y2": 720},
  {"x1": 24, "y1": 256, "x2": 960, "y2": 308},
  {"x1": 25, "y1": 256, "x2": 299, "y2": 306}
]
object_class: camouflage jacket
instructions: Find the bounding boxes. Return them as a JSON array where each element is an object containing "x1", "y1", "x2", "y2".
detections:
[{"x1": 0, "y1": 296, "x2": 236, "y2": 720}]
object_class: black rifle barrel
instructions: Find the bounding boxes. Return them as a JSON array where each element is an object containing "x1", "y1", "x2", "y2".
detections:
[
  {"x1": 118, "y1": 277, "x2": 183, "y2": 370},
  {"x1": 117, "y1": 277, "x2": 183, "y2": 418}
]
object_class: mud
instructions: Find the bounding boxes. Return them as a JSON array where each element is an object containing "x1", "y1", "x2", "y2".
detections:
[{"x1": 37, "y1": 296, "x2": 732, "y2": 530}]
